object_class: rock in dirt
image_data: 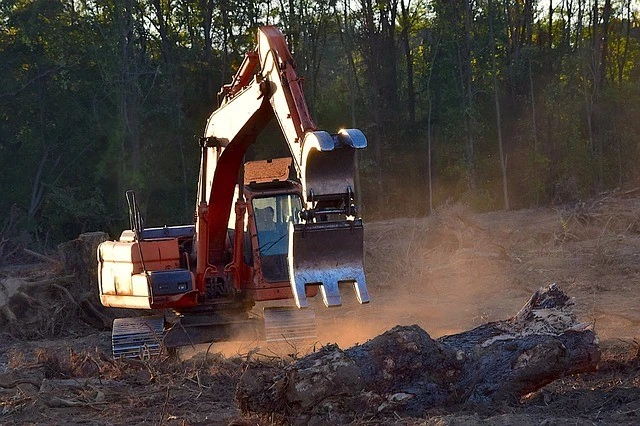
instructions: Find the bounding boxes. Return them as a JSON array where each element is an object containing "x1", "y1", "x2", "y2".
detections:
[{"x1": 236, "y1": 284, "x2": 600, "y2": 422}]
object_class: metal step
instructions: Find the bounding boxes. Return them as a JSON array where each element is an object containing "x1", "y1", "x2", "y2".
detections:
[
  {"x1": 263, "y1": 306, "x2": 317, "y2": 343},
  {"x1": 112, "y1": 316, "x2": 165, "y2": 359}
]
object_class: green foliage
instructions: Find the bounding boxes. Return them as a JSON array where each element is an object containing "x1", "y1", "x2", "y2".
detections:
[
  {"x1": 2, "y1": 0, "x2": 640, "y2": 243},
  {"x1": 524, "y1": 150, "x2": 552, "y2": 205},
  {"x1": 38, "y1": 186, "x2": 108, "y2": 242}
]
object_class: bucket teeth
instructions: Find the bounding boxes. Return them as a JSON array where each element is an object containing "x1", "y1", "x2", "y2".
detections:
[{"x1": 289, "y1": 219, "x2": 369, "y2": 308}]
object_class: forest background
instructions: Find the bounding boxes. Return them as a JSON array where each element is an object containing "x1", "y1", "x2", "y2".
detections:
[{"x1": 1, "y1": 0, "x2": 639, "y2": 251}]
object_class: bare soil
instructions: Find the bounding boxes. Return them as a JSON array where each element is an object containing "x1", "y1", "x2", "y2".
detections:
[{"x1": 2, "y1": 189, "x2": 640, "y2": 425}]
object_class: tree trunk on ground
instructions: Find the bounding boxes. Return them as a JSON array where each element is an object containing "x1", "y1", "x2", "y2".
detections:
[{"x1": 237, "y1": 284, "x2": 599, "y2": 423}]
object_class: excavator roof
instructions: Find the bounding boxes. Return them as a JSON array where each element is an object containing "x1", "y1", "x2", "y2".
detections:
[{"x1": 244, "y1": 158, "x2": 291, "y2": 185}]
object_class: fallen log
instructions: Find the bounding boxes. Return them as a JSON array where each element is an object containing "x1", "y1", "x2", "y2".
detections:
[
  {"x1": 236, "y1": 284, "x2": 599, "y2": 422},
  {"x1": 22, "y1": 248, "x2": 60, "y2": 264},
  {"x1": 39, "y1": 378, "x2": 122, "y2": 392}
]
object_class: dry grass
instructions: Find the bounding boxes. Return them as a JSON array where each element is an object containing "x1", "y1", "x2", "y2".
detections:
[{"x1": 1, "y1": 342, "x2": 250, "y2": 424}]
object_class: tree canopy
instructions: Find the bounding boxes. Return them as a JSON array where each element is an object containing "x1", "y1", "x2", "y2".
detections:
[{"x1": 1, "y1": 0, "x2": 639, "y2": 246}]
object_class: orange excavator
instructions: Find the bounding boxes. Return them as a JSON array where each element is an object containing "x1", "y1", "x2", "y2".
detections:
[{"x1": 97, "y1": 26, "x2": 369, "y2": 358}]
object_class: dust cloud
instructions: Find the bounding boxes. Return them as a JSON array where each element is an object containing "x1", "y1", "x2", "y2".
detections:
[
  {"x1": 313, "y1": 204, "x2": 528, "y2": 348},
  {"x1": 186, "y1": 197, "x2": 640, "y2": 359},
  {"x1": 190, "y1": 204, "x2": 529, "y2": 359}
]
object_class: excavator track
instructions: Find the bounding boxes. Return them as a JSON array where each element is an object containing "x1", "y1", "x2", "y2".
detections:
[
  {"x1": 263, "y1": 306, "x2": 317, "y2": 343},
  {"x1": 111, "y1": 310, "x2": 315, "y2": 357},
  {"x1": 112, "y1": 316, "x2": 165, "y2": 359}
]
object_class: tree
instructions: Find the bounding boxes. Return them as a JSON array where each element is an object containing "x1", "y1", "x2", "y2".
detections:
[{"x1": 489, "y1": 0, "x2": 509, "y2": 210}]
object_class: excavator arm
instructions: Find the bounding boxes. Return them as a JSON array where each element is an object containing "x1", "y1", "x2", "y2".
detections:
[{"x1": 196, "y1": 26, "x2": 369, "y2": 308}]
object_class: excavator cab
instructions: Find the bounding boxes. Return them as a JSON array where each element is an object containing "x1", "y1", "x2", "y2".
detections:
[
  {"x1": 252, "y1": 194, "x2": 302, "y2": 282},
  {"x1": 243, "y1": 159, "x2": 368, "y2": 309}
]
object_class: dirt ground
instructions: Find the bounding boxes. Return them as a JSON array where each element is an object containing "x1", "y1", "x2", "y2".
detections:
[{"x1": 2, "y1": 189, "x2": 640, "y2": 424}]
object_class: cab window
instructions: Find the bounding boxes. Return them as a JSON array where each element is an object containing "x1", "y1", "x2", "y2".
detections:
[{"x1": 252, "y1": 194, "x2": 302, "y2": 281}]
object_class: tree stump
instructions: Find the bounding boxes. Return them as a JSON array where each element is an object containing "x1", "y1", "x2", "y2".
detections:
[
  {"x1": 58, "y1": 231, "x2": 111, "y2": 329},
  {"x1": 58, "y1": 231, "x2": 108, "y2": 290},
  {"x1": 0, "y1": 232, "x2": 112, "y2": 337},
  {"x1": 236, "y1": 284, "x2": 599, "y2": 423}
]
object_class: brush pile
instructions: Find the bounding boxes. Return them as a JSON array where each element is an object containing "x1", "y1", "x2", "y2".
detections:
[
  {"x1": 0, "y1": 232, "x2": 110, "y2": 338},
  {"x1": 0, "y1": 343, "x2": 245, "y2": 424}
]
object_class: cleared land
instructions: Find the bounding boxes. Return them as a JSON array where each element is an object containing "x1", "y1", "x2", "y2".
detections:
[{"x1": 1, "y1": 190, "x2": 640, "y2": 424}]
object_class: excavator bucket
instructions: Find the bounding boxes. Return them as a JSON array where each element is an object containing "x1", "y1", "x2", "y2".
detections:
[{"x1": 288, "y1": 220, "x2": 369, "y2": 308}]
